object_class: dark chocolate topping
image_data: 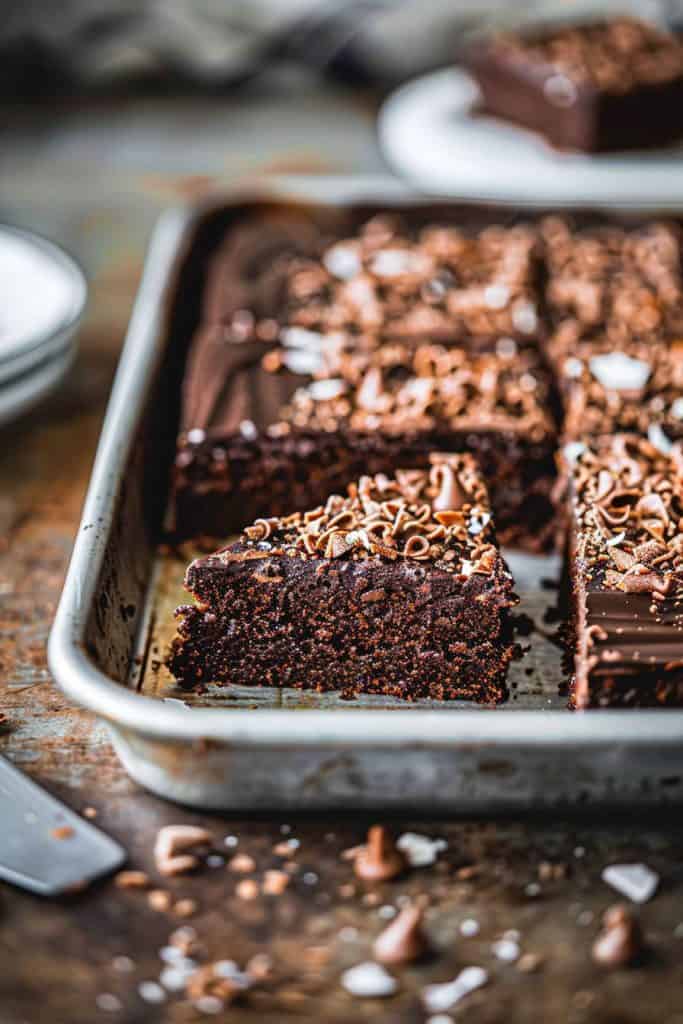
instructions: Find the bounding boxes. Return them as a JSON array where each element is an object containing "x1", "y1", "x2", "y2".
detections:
[
  {"x1": 180, "y1": 324, "x2": 554, "y2": 446},
  {"x1": 491, "y1": 18, "x2": 683, "y2": 93},
  {"x1": 275, "y1": 335, "x2": 554, "y2": 443},
  {"x1": 560, "y1": 340, "x2": 683, "y2": 445},
  {"x1": 228, "y1": 454, "x2": 501, "y2": 574},
  {"x1": 284, "y1": 215, "x2": 539, "y2": 343},
  {"x1": 542, "y1": 216, "x2": 683, "y2": 346}
]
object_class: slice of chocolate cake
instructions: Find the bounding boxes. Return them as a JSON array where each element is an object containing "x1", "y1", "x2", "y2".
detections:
[
  {"x1": 468, "y1": 17, "x2": 683, "y2": 153},
  {"x1": 171, "y1": 326, "x2": 558, "y2": 549},
  {"x1": 169, "y1": 455, "x2": 518, "y2": 703},
  {"x1": 568, "y1": 435, "x2": 683, "y2": 708}
]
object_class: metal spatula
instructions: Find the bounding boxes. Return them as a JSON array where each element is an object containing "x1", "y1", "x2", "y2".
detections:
[{"x1": 0, "y1": 755, "x2": 125, "y2": 895}]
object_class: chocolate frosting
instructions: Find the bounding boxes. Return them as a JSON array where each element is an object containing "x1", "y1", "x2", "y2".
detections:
[
  {"x1": 490, "y1": 18, "x2": 683, "y2": 94},
  {"x1": 221, "y1": 454, "x2": 504, "y2": 578}
]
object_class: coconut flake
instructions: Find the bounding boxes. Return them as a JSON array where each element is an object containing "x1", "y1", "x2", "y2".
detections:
[
  {"x1": 589, "y1": 352, "x2": 651, "y2": 391},
  {"x1": 460, "y1": 918, "x2": 480, "y2": 937},
  {"x1": 138, "y1": 981, "x2": 166, "y2": 1004},
  {"x1": 492, "y1": 938, "x2": 520, "y2": 962},
  {"x1": 422, "y1": 967, "x2": 488, "y2": 1013},
  {"x1": 396, "y1": 832, "x2": 447, "y2": 868},
  {"x1": 512, "y1": 301, "x2": 537, "y2": 334},
  {"x1": 602, "y1": 863, "x2": 659, "y2": 904},
  {"x1": 648, "y1": 422, "x2": 673, "y2": 454},
  {"x1": 371, "y1": 249, "x2": 419, "y2": 277},
  {"x1": 307, "y1": 378, "x2": 346, "y2": 401},
  {"x1": 468, "y1": 511, "x2": 491, "y2": 536},
  {"x1": 671, "y1": 397, "x2": 683, "y2": 420},
  {"x1": 239, "y1": 419, "x2": 257, "y2": 440},
  {"x1": 483, "y1": 283, "x2": 511, "y2": 310},
  {"x1": 324, "y1": 244, "x2": 361, "y2": 280},
  {"x1": 605, "y1": 531, "x2": 626, "y2": 548},
  {"x1": 341, "y1": 962, "x2": 397, "y2": 998},
  {"x1": 563, "y1": 441, "x2": 587, "y2": 466},
  {"x1": 282, "y1": 349, "x2": 323, "y2": 375},
  {"x1": 281, "y1": 326, "x2": 325, "y2": 350},
  {"x1": 564, "y1": 357, "x2": 584, "y2": 379}
]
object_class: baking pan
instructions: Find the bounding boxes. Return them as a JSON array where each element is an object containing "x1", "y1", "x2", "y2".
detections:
[{"x1": 48, "y1": 175, "x2": 683, "y2": 811}]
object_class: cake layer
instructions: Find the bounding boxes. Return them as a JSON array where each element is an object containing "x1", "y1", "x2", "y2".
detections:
[
  {"x1": 568, "y1": 434, "x2": 683, "y2": 708},
  {"x1": 170, "y1": 456, "x2": 517, "y2": 703}
]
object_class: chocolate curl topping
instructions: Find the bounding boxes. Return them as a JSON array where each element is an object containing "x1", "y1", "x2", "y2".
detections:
[
  {"x1": 432, "y1": 463, "x2": 466, "y2": 512},
  {"x1": 574, "y1": 434, "x2": 683, "y2": 596},
  {"x1": 237, "y1": 457, "x2": 498, "y2": 573}
]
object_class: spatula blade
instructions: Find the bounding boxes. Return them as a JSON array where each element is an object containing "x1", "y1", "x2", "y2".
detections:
[{"x1": 0, "y1": 755, "x2": 125, "y2": 895}]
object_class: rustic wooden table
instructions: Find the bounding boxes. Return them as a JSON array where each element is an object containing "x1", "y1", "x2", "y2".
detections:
[{"x1": 2, "y1": 81, "x2": 683, "y2": 1024}]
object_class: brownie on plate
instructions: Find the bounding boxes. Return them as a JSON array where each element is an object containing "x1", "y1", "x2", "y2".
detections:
[
  {"x1": 169, "y1": 455, "x2": 518, "y2": 703},
  {"x1": 567, "y1": 434, "x2": 683, "y2": 708},
  {"x1": 467, "y1": 17, "x2": 683, "y2": 152},
  {"x1": 172, "y1": 325, "x2": 558, "y2": 549}
]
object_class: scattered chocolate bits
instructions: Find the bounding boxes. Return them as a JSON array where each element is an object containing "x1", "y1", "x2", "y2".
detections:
[
  {"x1": 373, "y1": 902, "x2": 430, "y2": 965},
  {"x1": 422, "y1": 966, "x2": 488, "y2": 1013},
  {"x1": 353, "y1": 826, "x2": 407, "y2": 882},
  {"x1": 341, "y1": 961, "x2": 398, "y2": 998},
  {"x1": 396, "y1": 832, "x2": 447, "y2": 868},
  {"x1": 236, "y1": 879, "x2": 260, "y2": 901},
  {"x1": 592, "y1": 904, "x2": 643, "y2": 968},
  {"x1": 115, "y1": 870, "x2": 150, "y2": 890},
  {"x1": 229, "y1": 853, "x2": 256, "y2": 873},
  {"x1": 148, "y1": 889, "x2": 172, "y2": 912},
  {"x1": 601, "y1": 862, "x2": 660, "y2": 903},
  {"x1": 154, "y1": 824, "x2": 212, "y2": 877}
]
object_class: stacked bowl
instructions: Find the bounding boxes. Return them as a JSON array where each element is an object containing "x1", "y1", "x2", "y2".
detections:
[{"x1": 0, "y1": 225, "x2": 87, "y2": 427}]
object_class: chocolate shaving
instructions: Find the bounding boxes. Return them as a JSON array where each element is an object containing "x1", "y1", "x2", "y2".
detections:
[
  {"x1": 573, "y1": 434, "x2": 683, "y2": 598},
  {"x1": 233, "y1": 455, "x2": 500, "y2": 575}
]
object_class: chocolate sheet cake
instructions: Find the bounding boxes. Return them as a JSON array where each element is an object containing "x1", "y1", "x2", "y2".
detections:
[
  {"x1": 170, "y1": 455, "x2": 517, "y2": 703},
  {"x1": 168, "y1": 206, "x2": 683, "y2": 708},
  {"x1": 568, "y1": 435, "x2": 683, "y2": 708},
  {"x1": 172, "y1": 214, "x2": 557, "y2": 549},
  {"x1": 467, "y1": 17, "x2": 683, "y2": 152}
]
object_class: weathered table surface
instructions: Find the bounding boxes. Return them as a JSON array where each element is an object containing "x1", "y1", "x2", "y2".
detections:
[{"x1": 2, "y1": 80, "x2": 683, "y2": 1024}]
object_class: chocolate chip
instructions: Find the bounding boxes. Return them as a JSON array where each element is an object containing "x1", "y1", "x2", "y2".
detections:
[
  {"x1": 354, "y1": 826, "x2": 407, "y2": 882},
  {"x1": 592, "y1": 904, "x2": 643, "y2": 968},
  {"x1": 373, "y1": 902, "x2": 430, "y2": 964}
]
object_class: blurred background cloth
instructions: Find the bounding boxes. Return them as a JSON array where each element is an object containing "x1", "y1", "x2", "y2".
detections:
[{"x1": 1, "y1": 0, "x2": 677, "y2": 97}]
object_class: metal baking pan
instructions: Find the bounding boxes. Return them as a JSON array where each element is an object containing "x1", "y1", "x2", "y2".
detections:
[{"x1": 48, "y1": 175, "x2": 683, "y2": 811}]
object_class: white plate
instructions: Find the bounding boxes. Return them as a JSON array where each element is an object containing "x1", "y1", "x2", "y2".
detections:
[
  {"x1": 378, "y1": 67, "x2": 683, "y2": 209},
  {"x1": 0, "y1": 225, "x2": 86, "y2": 383},
  {"x1": 0, "y1": 343, "x2": 77, "y2": 428}
]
